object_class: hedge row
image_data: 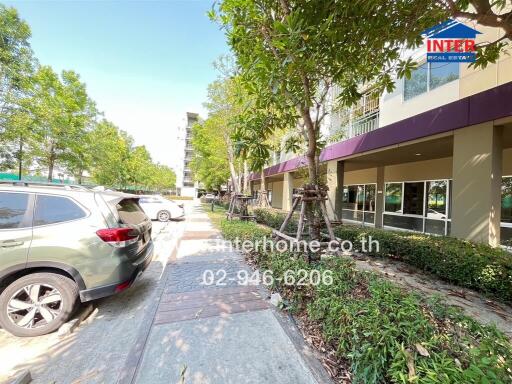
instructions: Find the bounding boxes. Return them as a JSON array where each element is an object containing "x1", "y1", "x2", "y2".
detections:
[
  {"x1": 219, "y1": 219, "x2": 512, "y2": 383},
  {"x1": 253, "y1": 207, "x2": 298, "y2": 232},
  {"x1": 334, "y1": 226, "x2": 512, "y2": 303},
  {"x1": 252, "y1": 208, "x2": 512, "y2": 303}
]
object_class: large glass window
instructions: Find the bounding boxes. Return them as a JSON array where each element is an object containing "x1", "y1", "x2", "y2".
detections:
[
  {"x1": 364, "y1": 184, "x2": 376, "y2": 212},
  {"x1": 430, "y1": 63, "x2": 459, "y2": 90},
  {"x1": 34, "y1": 195, "x2": 86, "y2": 226},
  {"x1": 342, "y1": 184, "x2": 375, "y2": 224},
  {"x1": 385, "y1": 183, "x2": 402, "y2": 212},
  {"x1": 404, "y1": 63, "x2": 428, "y2": 100},
  {"x1": 502, "y1": 176, "x2": 512, "y2": 224},
  {"x1": 404, "y1": 62, "x2": 459, "y2": 100},
  {"x1": 426, "y1": 181, "x2": 447, "y2": 219},
  {"x1": 0, "y1": 192, "x2": 31, "y2": 229},
  {"x1": 403, "y1": 182, "x2": 424, "y2": 215},
  {"x1": 343, "y1": 186, "x2": 358, "y2": 210}
]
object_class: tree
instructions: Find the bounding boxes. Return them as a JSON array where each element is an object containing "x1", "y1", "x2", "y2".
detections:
[
  {"x1": 89, "y1": 119, "x2": 132, "y2": 187},
  {"x1": 0, "y1": 4, "x2": 36, "y2": 178},
  {"x1": 213, "y1": 0, "x2": 447, "y2": 242},
  {"x1": 193, "y1": 76, "x2": 246, "y2": 193},
  {"x1": 30, "y1": 66, "x2": 96, "y2": 181},
  {"x1": 191, "y1": 116, "x2": 232, "y2": 192}
]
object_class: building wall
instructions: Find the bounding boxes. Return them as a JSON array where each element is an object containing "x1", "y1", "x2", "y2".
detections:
[
  {"x1": 380, "y1": 79, "x2": 460, "y2": 128},
  {"x1": 379, "y1": 21, "x2": 512, "y2": 128},
  {"x1": 292, "y1": 177, "x2": 305, "y2": 188},
  {"x1": 344, "y1": 168, "x2": 377, "y2": 185},
  {"x1": 384, "y1": 157, "x2": 453, "y2": 182},
  {"x1": 270, "y1": 181, "x2": 283, "y2": 209}
]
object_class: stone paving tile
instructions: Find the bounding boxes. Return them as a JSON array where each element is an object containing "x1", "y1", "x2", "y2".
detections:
[
  {"x1": 127, "y1": 202, "x2": 329, "y2": 384},
  {"x1": 164, "y1": 260, "x2": 252, "y2": 294},
  {"x1": 134, "y1": 310, "x2": 319, "y2": 384}
]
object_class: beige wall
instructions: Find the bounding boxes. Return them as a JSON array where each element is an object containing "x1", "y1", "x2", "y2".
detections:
[
  {"x1": 380, "y1": 79, "x2": 460, "y2": 127},
  {"x1": 344, "y1": 168, "x2": 377, "y2": 185},
  {"x1": 292, "y1": 177, "x2": 305, "y2": 188},
  {"x1": 451, "y1": 122, "x2": 502, "y2": 246},
  {"x1": 459, "y1": 23, "x2": 512, "y2": 98},
  {"x1": 380, "y1": 21, "x2": 511, "y2": 128},
  {"x1": 384, "y1": 157, "x2": 453, "y2": 182},
  {"x1": 270, "y1": 181, "x2": 283, "y2": 209}
]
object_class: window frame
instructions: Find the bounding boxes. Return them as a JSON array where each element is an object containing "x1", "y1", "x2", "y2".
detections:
[
  {"x1": 383, "y1": 179, "x2": 451, "y2": 235},
  {"x1": 0, "y1": 191, "x2": 35, "y2": 231},
  {"x1": 342, "y1": 183, "x2": 377, "y2": 225},
  {"x1": 33, "y1": 193, "x2": 90, "y2": 228},
  {"x1": 501, "y1": 175, "x2": 512, "y2": 228},
  {"x1": 403, "y1": 60, "x2": 459, "y2": 102}
]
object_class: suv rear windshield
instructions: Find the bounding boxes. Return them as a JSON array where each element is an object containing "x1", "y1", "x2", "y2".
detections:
[{"x1": 116, "y1": 199, "x2": 146, "y2": 224}]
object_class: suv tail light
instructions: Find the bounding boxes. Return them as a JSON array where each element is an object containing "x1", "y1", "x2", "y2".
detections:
[{"x1": 96, "y1": 228, "x2": 139, "y2": 247}]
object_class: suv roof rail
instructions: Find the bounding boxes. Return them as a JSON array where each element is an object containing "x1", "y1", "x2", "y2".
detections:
[{"x1": 0, "y1": 180, "x2": 90, "y2": 191}]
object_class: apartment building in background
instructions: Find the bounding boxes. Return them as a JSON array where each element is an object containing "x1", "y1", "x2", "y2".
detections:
[
  {"x1": 178, "y1": 112, "x2": 200, "y2": 197},
  {"x1": 250, "y1": 20, "x2": 512, "y2": 248}
]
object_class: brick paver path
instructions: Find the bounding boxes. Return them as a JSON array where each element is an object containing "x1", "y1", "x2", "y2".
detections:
[{"x1": 118, "y1": 202, "x2": 331, "y2": 384}]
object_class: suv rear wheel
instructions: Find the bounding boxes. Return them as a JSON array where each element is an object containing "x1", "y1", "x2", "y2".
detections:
[{"x1": 0, "y1": 273, "x2": 78, "y2": 337}]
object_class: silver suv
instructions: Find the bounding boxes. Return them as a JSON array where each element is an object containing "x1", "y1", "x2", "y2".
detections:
[{"x1": 0, "y1": 181, "x2": 154, "y2": 337}]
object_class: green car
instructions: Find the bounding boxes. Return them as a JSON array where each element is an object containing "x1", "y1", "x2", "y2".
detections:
[{"x1": 0, "y1": 182, "x2": 154, "y2": 337}]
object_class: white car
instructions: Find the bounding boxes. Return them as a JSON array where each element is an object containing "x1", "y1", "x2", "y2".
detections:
[{"x1": 138, "y1": 195, "x2": 184, "y2": 222}]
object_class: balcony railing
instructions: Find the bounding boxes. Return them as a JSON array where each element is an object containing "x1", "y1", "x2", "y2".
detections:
[
  {"x1": 329, "y1": 91, "x2": 380, "y2": 142},
  {"x1": 347, "y1": 111, "x2": 379, "y2": 138}
]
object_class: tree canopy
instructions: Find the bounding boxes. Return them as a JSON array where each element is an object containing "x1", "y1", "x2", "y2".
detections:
[{"x1": 0, "y1": 4, "x2": 176, "y2": 191}]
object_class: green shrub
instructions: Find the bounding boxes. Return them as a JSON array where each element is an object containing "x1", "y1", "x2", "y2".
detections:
[
  {"x1": 253, "y1": 207, "x2": 298, "y2": 232},
  {"x1": 219, "y1": 219, "x2": 271, "y2": 243},
  {"x1": 219, "y1": 219, "x2": 512, "y2": 383},
  {"x1": 334, "y1": 226, "x2": 512, "y2": 303}
]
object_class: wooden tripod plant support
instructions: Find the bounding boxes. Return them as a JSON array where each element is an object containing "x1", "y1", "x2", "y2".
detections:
[
  {"x1": 226, "y1": 193, "x2": 256, "y2": 221},
  {"x1": 272, "y1": 185, "x2": 336, "y2": 243}
]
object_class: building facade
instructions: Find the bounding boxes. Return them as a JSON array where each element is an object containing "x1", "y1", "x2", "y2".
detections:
[
  {"x1": 179, "y1": 112, "x2": 200, "y2": 197},
  {"x1": 250, "y1": 21, "x2": 512, "y2": 247}
]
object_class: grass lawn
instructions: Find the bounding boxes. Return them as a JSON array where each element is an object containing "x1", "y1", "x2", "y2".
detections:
[{"x1": 202, "y1": 203, "x2": 227, "y2": 229}]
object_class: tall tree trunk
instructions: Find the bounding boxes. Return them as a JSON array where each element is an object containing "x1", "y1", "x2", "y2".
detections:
[
  {"x1": 17, "y1": 136, "x2": 23, "y2": 180},
  {"x1": 47, "y1": 145, "x2": 55, "y2": 182},
  {"x1": 227, "y1": 142, "x2": 239, "y2": 193},
  {"x1": 243, "y1": 161, "x2": 249, "y2": 194},
  {"x1": 259, "y1": 168, "x2": 270, "y2": 207},
  {"x1": 300, "y1": 104, "x2": 321, "y2": 251}
]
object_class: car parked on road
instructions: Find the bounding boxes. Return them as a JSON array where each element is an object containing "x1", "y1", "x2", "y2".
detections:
[
  {"x1": 138, "y1": 195, "x2": 184, "y2": 222},
  {"x1": 0, "y1": 181, "x2": 154, "y2": 337},
  {"x1": 203, "y1": 193, "x2": 217, "y2": 202}
]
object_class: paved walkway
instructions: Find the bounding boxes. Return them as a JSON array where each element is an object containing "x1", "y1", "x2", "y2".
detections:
[{"x1": 119, "y1": 201, "x2": 331, "y2": 384}]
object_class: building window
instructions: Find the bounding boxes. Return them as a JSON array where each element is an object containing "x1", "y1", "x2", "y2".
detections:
[
  {"x1": 404, "y1": 62, "x2": 459, "y2": 101},
  {"x1": 384, "y1": 183, "x2": 402, "y2": 212},
  {"x1": 364, "y1": 184, "x2": 376, "y2": 212},
  {"x1": 502, "y1": 176, "x2": 512, "y2": 224},
  {"x1": 426, "y1": 180, "x2": 447, "y2": 219},
  {"x1": 430, "y1": 62, "x2": 459, "y2": 90},
  {"x1": 342, "y1": 184, "x2": 376, "y2": 225},
  {"x1": 384, "y1": 180, "x2": 451, "y2": 236},
  {"x1": 404, "y1": 63, "x2": 428, "y2": 100},
  {"x1": 403, "y1": 182, "x2": 424, "y2": 216},
  {"x1": 501, "y1": 176, "x2": 512, "y2": 247}
]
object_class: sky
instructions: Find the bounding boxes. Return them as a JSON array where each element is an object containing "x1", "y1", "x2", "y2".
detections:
[{"x1": 5, "y1": 0, "x2": 229, "y2": 172}]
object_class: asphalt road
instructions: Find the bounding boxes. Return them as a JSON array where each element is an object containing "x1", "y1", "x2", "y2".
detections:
[{"x1": 0, "y1": 219, "x2": 184, "y2": 384}]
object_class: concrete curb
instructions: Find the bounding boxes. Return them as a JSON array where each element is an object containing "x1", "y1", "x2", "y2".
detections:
[
  {"x1": 116, "y1": 230, "x2": 183, "y2": 384},
  {"x1": 57, "y1": 304, "x2": 94, "y2": 338},
  {"x1": 8, "y1": 370, "x2": 31, "y2": 384}
]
